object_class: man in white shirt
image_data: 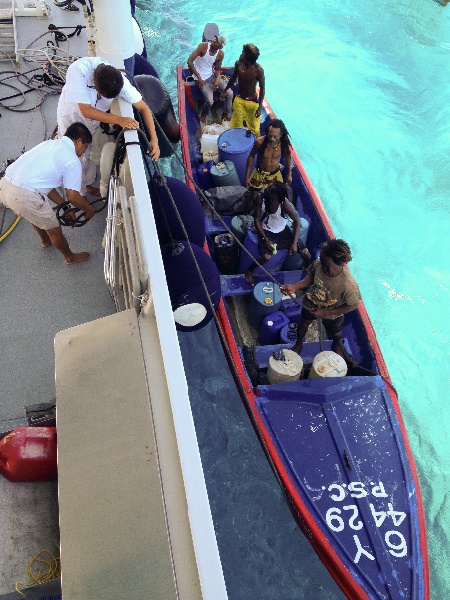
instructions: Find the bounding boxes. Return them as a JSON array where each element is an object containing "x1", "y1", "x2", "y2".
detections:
[
  {"x1": 57, "y1": 57, "x2": 160, "y2": 195},
  {"x1": 0, "y1": 122, "x2": 95, "y2": 265},
  {"x1": 187, "y1": 35, "x2": 233, "y2": 123}
]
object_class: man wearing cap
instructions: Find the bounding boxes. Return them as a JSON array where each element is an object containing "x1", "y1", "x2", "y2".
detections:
[{"x1": 187, "y1": 35, "x2": 233, "y2": 123}]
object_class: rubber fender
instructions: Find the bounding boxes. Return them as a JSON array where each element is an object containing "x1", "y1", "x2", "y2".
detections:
[
  {"x1": 135, "y1": 74, "x2": 180, "y2": 158},
  {"x1": 161, "y1": 241, "x2": 221, "y2": 332},
  {"x1": 133, "y1": 53, "x2": 159, "y2": 79}
]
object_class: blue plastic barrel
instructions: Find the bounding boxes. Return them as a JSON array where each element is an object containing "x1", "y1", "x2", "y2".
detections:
[
  {"x1": 249, "y1": 281, "x2": 282, "y2": 329},
  {"x1": 197, "y1": 160, "x2": 215, "y2": 190},
  {"x1": 238, "y1": 229, "x2": 288, "y2": 274},
  {"x1": 280, "y1": 298, "x2": 302, "y2": 323},
  {"x1": 258, "y1": 311, "x2": 290, "y2": 345},
  {"x1": 218, "y1": 128, "x2": 256, "y2": 184},
  {"x1": 280, "y1": 322, "x2": 299, "y2": 344},
  {"x1": 210, "y1": 160, "x2": 241, "y2": 187}
]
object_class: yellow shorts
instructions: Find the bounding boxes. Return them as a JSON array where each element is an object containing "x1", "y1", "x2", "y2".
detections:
[
  {"x1": 230, "y1": 96, "x2": 261, "y2": 138},
  {"x1": 249, "y1": 167, "x2": 283, "y2": 190}
]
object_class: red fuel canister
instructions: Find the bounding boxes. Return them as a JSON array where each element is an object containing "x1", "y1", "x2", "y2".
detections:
[{"x1": 0, "y1": 427, "x2": 57, "y2": 482}]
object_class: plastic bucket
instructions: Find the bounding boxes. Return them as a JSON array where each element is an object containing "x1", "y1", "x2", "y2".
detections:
[
  {"x1": 309, "y1": 351, "x2": 348, "y2": 379},
  {"x1": 231, "y1": 214, "x2": 255, "y2": 244},
  {"x1": 218, "y1": 128, "x2": 256, "y2": 184},
  {"x1": 267, "y1": 350, "x2": 303, "y2": 384},
  {"x1": 210, "y1": 160, "x2": 241, "y2": 187},
  {"x1": 214, "y1": 233, "x2": 239, "y2": 274}
]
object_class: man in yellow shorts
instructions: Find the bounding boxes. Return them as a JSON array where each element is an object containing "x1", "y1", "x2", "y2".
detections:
[
  {"x1": 243, "y1": 118, "x2": 292, "y2": 212},
  {"x1": 220, "y1": 43, "x2": 265, "y2": 138}
]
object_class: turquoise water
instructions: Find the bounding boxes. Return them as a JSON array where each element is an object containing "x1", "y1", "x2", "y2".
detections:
[{"x1": 137, "y1": 0, "x2": 450, "y2": 597}]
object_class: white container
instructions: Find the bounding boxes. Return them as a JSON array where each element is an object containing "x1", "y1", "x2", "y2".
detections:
[
  {"x1": 267, "y1": 350, "x2": 303, "y2": 384},
  {"x1": 200, "y1": 133, "x2": 219, "y2": 155},
  {"x1": 202, "y1": 149, "x2": 219, "y2": 163},
  {"x1": 309, "y1": 351, "x2": 348, "y2": 379},
  {"x1": 203, "y1": 124, "x2": 226, "y2": 136}
]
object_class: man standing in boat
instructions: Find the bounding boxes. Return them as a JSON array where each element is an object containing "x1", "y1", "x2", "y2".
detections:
[
  {"x1": 187, "y1": 35, "x2": 233, "y2": 124},
  {"x1": 220, "y1": 43, "x2": 265, "y2": 138},
  {"x1": 280, "y1": 239, "x2": 361, "y2": 362},
  {"x1": 245, "y1": 181, "x2": 310, "y2": 286},
  {"x1": 0, "y1": 122, "x2": 95, "y2": 264},
  {"x1": 244, "y1": 118, "x2": 292, "y2": 211},
  {"x1": 57, "y1": 57, "x2": 160, "y2": 196}
]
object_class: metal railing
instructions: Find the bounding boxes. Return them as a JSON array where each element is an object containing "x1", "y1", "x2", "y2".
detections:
[{"x1": 104, "y1": 175, "x2": 146, "y2": 313}]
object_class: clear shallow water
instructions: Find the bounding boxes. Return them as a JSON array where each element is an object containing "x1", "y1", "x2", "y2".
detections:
[{"x1": 137, "y1": 0, "x2": 449, "y2": 597}]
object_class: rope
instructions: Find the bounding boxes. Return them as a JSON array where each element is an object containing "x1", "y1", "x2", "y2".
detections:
[{"x1": 15, "y1": 547, "x2": 61, "y2": 596}]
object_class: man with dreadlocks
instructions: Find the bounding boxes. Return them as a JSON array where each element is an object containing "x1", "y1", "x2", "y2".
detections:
[
  {"x1": 280, "y1": 239, "x2": 361, "y2": 362},
  {"x1": 243, "y1": 119, "x2": 292, "y2": 213},
  {"x1": 245, "y1": 181, "x2": 310, "y2": 286}
]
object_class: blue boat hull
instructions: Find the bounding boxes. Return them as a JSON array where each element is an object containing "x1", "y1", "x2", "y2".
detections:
[{"x1": 176, "y1": 65, "x2": 429, "y2": 600}]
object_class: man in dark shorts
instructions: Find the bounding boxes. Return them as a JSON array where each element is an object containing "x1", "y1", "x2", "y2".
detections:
[
  {"x1": 245, "y1": 181, "x2": 310, "y2": 286},
  {"x1": 280, "y1": 239, "x2": 361, "y2": 361},
  {"x1": 220, "y1": 43, "x2": 265, "y2": 138}
]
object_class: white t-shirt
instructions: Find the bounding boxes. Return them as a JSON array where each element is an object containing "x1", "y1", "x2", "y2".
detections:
[
  {"x1": 5, "y1": 137, "x2": 82, "y2": 194},
  {"x1": 57, "y1": 57, "x2": 142, "y2": 135}
]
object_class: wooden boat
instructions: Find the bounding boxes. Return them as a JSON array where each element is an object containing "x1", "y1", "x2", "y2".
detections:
[{"x1": 176, "y1": 64, "x2": 429, "y2": 600}]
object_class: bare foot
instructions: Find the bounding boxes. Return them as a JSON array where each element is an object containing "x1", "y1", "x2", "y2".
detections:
[
  {"x1": 65, "y1": 252, "x2": 90, "y2": 265},
  {"x1": 245, "y1": 270, "x2": 254, "y2": 287},
  {"x1": 86, "y1": 185, "x2": 101, "y2": 196}
]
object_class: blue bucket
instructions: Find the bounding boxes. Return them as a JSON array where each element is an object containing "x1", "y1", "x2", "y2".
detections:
[{"x1": 218, "y1": 128, "x2": 256, "y2": 185}]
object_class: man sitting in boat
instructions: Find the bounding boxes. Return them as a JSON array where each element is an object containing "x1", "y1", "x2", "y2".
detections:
[
  {"x1": 245, "y1": 181, "x2": 310, "y2": 286},
  {"x1": 280, "y1": 239, "x2": 361, "y2": 362},
  {"x1": 57, "y1": 56, "x2": 160, "y2": 196},
  {"x1": 187, "y1": 35, "x2": 233, "y2": 124},
  {"x1": 0, "y1": 122, "x2": 95, "y2": 265},
  {"x1": 244, "y1": 118, "x2": 292, "y2": 212},
  {"x1": 220, "y1": 43, "x2": 265, "y2": 138}
]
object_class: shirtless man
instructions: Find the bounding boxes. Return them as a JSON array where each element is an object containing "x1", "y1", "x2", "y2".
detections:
[
  {"x1": 244, "y1": 118, "x2": 292, "y2": 211},
  {"x1": 220, "y1": 43, "x2": 265, "y2": 138},
  {"x1": 187, "y1": 35, "x2": 233, "y2": 123}
]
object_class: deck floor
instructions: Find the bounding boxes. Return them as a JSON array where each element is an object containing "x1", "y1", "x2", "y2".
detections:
[{"x1": 0, "y1": 7, "x2": 115, "y2": 594}]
